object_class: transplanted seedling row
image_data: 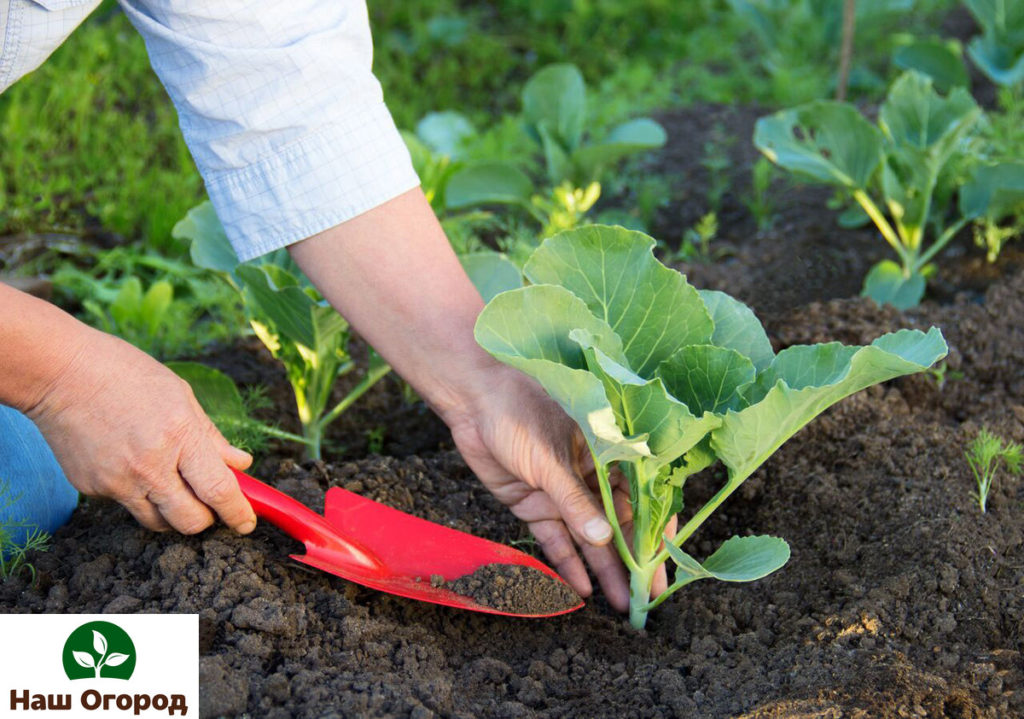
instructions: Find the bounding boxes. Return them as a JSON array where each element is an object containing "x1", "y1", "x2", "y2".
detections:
[{"x1": 475, "y1": 225, "x2": 948, "y2": 628}]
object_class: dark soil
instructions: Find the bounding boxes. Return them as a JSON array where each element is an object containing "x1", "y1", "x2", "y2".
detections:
[
  {"x1": 3, "y1": 259, "x2": 1022, "y2": 717},
  {"x1": 5, "y1": 101, "x2": 1024, "y2": 717},
  {"x1": 443, "y1": 564, "x2": 581, "y2": 616}
]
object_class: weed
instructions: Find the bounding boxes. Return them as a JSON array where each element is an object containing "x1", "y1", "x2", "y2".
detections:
[{"x1": 966, "y1": 428, "x2": 1023, "y2": 513}]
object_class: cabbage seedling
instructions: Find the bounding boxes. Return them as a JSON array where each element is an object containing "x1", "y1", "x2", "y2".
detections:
[
  {"x1": 174, "y1": 203, "x2": 390, "y2": 460},
  {"x1": 755, "y1": 72, "x2": 985, "y2": 308},
  {"x1": 475, "y1": 225, "x2": 948, "y2": 628}
]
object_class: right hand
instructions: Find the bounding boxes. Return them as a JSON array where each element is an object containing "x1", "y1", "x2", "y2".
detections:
[{"x1": 26, "y1": 326, "x2": 257, "y2": 535}]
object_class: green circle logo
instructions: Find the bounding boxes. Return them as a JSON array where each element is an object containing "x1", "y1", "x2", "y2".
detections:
[{"x1": 62, "y1": 621, "x2": 136, "y2": 680}]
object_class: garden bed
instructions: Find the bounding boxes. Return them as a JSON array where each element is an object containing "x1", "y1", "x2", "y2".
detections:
[{"x1": 3, "y1": 213, "x2": 1023, "y2": 717}]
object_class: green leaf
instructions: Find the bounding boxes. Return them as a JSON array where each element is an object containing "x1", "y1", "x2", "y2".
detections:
[
  {"x1": 175, "y1": 202, "x2": 239, "y2": 274},
  {"x1": 665, "y1": 535, "x2": 790, "y2": 585},
  {"x1": 525, "y1": 226, "x2": 713, "y2": 376},
  {"x1": 960, "y1": 162, "x2": 1024, "y2": 221},
  {"x1": 573, "y1": 330, "x2": 720, "y2": 467},
  {"x1": 522, "y1": 63, "x2": 587, "y2": 152},
  {"x1": 862, "y1": 259, "x2": 926, "y2": 309},
  {"x1": 415, "y1": 111, "x2": 475, "y2": 158},
  {"x1": 659, "y1": 345, "x2": 756, "y2": 414},
  {"x1": 893, "y1": 40, "x2": 970, "y2": 93},
  {"x1": 879, "y1": 72, "x2": 979, "y2": 154},
  {"x1": 475, "y1": 285, "x2": 652, "y2": 465},
  {"x1": 445, "y1": 162, "x2": 533, "y2": 210},
  {"x1": 698, "y1": 290, "x2": 774, "y2": 372},
  {"x1": 573, "y1": 118, "x2": 667, "y2": 182},
  {"x1": 968, "y1": 34, "x2": 1024, "y2": 88},
  {"x1": 236, "y1": 265, "x2": 318, "y2": 350},
  {"x1": 754, "y1": 101, "x2": 884, "y2": 189},
  {"x1": 459, "y1": 252, "x2": 524, "y2": 303},
  {"x1": 700, "y1": 535, "x2": 791, "y2": 581},
  {"x1": 109, "y1": 276, "x2": 143, "y2": 327},
  {"x1": 537, "y1": 124, "x2": 574, "y2": 185},
  {"x1": 141, "y1": 280, "x2": 174, "y2": 337},
  {"x1": 712, "y1": 327, "x2": 947, "y2": 479},
  {"x1": 166, "y1": 361, "x2": 247, "y2": 420}
]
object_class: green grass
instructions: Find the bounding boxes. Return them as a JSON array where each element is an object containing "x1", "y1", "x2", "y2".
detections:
[
  {"x1": 0, "y1": 3, "x2": 202, "y2": 252},
  {"x1": 0, "y1": 0, "x2": 962, "y2": 261}
]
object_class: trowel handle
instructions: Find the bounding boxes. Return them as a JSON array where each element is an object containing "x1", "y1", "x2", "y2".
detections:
[
  {"x1": 233, "y1": 470, "x2": 385, "y2": 576},
  {"x1": 233, "y1": 469, "x2": 342, "y2": 546}
]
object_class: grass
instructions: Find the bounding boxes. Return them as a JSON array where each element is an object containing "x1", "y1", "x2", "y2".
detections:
[
  {"x1": 0, "y1": 481, "x2": 51, "y2": 583},
  {"x1": 0, "y1": 3, "x2": 202, "y2": 252}
]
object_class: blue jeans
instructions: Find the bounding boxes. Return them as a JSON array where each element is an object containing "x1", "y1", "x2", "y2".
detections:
[{"x1": 0, "y1": 405, "x2": 79, "y2": 549}]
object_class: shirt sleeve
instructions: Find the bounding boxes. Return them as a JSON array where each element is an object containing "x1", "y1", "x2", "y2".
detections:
[{"x1": 118, "y1": 0, "x2": 421, "y2": 261}]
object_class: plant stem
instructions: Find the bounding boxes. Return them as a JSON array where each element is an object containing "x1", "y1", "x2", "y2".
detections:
[
  {"x1": 318, "y1": 361, "x2": 391, "y2": 430},
  {"x1": 649, "y1": 467, "x2": 754, "y2": 570},
  {"x1": 851, "y1": 189, "x2": 908, "y2": 267},
  {"x1": 254, "y1": 423, "x2": 316, "y2": 446},
  {"x1": 835, "y1": 0, "x2": 856, "y2": 102},
  {"x1": 592, "y1": 459, "x2": 639, "y2": 573},
  {"x1": 628, "y1": 563, "x2": 657, "y2": 630},
  {"x1": 914, "y1": 216, "x2": 969, "y2": 271}
]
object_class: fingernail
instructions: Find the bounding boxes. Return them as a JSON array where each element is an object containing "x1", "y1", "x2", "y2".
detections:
[
  {"x1": 583, "y1": 517, "x2": 612, "y2": 543},
  {"x1": 238, "y1": 518, "x2": 257, "y2": 534}
]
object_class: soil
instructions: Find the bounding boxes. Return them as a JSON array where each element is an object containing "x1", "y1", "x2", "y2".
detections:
[
  {"x1": 4, "y1": 104, "x2": 1024, "y2": 717},
  {"x1": 443, "y1": 564, "x2": 581, "y2": 616}
]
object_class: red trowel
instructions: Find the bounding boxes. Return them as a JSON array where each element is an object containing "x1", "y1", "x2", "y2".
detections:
[{"x1": 233, "y1": 470, "x2": 584, "y2": 618}]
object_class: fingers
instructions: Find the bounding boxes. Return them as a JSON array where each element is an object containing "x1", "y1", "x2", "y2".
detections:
[
  {"x1": 536, "y1": 461, "x2": 612, "y2": 547},
  {"x1": 178, "y1": 436, "x2": 257, "y2": 535},
  {"x1": 121, "y1": 496, "x2": 172, "y2": 533},
  {"x1": 145, "y1": 477, "x2": 216, "y2": 535},
  {"x1": 651, "y1": 514, "x2": 678, "y2": 598},
  {"x1": 529, "y1": 519, "x2": 593, "y2": 598},
  {"x1": 580, "y1": 541, "x2": 630, "y2": 612},
  {"x1": 190, "y1": 394, "x2": 253, "y2": 471}
]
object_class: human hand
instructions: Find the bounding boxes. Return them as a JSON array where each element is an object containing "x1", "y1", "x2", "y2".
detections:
[
  {"x1": 442, "y1": 365, "x2": 674, "y2": 611},
  {"x1": 26, "y1": 326, "x2": 257, "y2": 535}
]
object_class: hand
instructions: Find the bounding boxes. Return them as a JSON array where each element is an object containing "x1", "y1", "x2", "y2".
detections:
[
  {"x1": 26, "y1": 326, "x2": 257, "y2": 535},
  {"x1": 442, "y1": 366, "x2": 674, "y2": 611}
]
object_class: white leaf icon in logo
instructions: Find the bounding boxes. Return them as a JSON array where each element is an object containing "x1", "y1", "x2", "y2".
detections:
[
  {"x1": 104, "y1": 653, "x2": 130, "y2": 667},
  {"x1": 93, "y1": 630, "x2": 107, "y2": 656},
  {"x1": 73, "y1": 651, "x2": 96, "y2": 669}
]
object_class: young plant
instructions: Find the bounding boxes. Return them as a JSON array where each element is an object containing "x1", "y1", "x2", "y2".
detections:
[
  {"x1": 475, "y1": 225, "x2": 947, "y2": 628},
  {"x1": 0, "y1": 482, "x2": 51, "y2": 583},
  {"x1": 519, "y1": 63, "x2": 666, "y2": 187},
  {"x1": 51, "y1": 250, "x2": 243, "y2": 359},
  {"x1": 701, "y1": 122, "x2": 734, "y2": 214},
  {"x1": 756, "y1": 71, "x2": 988, "y2": 308},
  {"x1": 965, "y1": 428, "x2": 1023, "y2": 513},
  {"x1": 745, "y1": 157, "x2": 778, "y2": 234},
  {"x1": 678, "y1": 212, "x2": 720, "y2": 263},
  {"x1": 166, "y1": 362, "x2": 310, "y2": 455},
  {"x1": 174, "y1": 203, "x2": 390, "y2": 460},
  {"x1": 963, "y1": 0, "x2": 1024, "y2": 89},
  {"x1": 961, "y1": 161, "x2": 1024, "y2": 262}
]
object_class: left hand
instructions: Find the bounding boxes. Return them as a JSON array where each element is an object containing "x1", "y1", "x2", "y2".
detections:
[{"x1": 442, "y1": 365, "x2": 672, "y2": 610}]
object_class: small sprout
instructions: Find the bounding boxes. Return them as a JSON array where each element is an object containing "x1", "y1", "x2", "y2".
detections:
[
  {"x1": 925, "y1": 360, "x2": 964, "y2": 391},
  {"x1": 966, "y1": 428, "x2": 1023, "y2": 513},
  {"x1": 0, "y1": 481, "x2": 51, "y2": 584}
]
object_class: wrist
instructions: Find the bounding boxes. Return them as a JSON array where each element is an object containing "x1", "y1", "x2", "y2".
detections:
[{"x1": 0, "y1": 285, "x2": 94, "y2": 414}]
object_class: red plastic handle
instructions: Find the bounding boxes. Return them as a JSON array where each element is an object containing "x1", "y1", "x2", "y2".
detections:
[{"x1": 232, "y1": 469, "x2": 384, "y2": 576}]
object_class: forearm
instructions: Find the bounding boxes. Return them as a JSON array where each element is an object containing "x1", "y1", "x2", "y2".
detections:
[
  {"x1": 288, "y1": 187, "x2": 503, "y2": 422},
  {"x1": 0, "y1": 283, "x2": 90, "y2": 413}
]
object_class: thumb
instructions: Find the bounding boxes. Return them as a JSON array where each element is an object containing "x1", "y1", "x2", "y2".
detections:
[{"x1": 539, "y1": 463, "x2": 612, "y2": 547}]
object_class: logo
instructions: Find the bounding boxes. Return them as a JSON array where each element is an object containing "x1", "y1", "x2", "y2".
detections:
[
  {"x1": 61, "y1": 621, "x2": 136, "y2": 680},
  {"x1": 2, "y1": 614, "x2": 195, "y2": 716}
]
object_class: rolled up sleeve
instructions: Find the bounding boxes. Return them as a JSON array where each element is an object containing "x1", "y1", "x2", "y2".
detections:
[{"x1": 119, "y1": 0, "x2": 420, "y2": 261}]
